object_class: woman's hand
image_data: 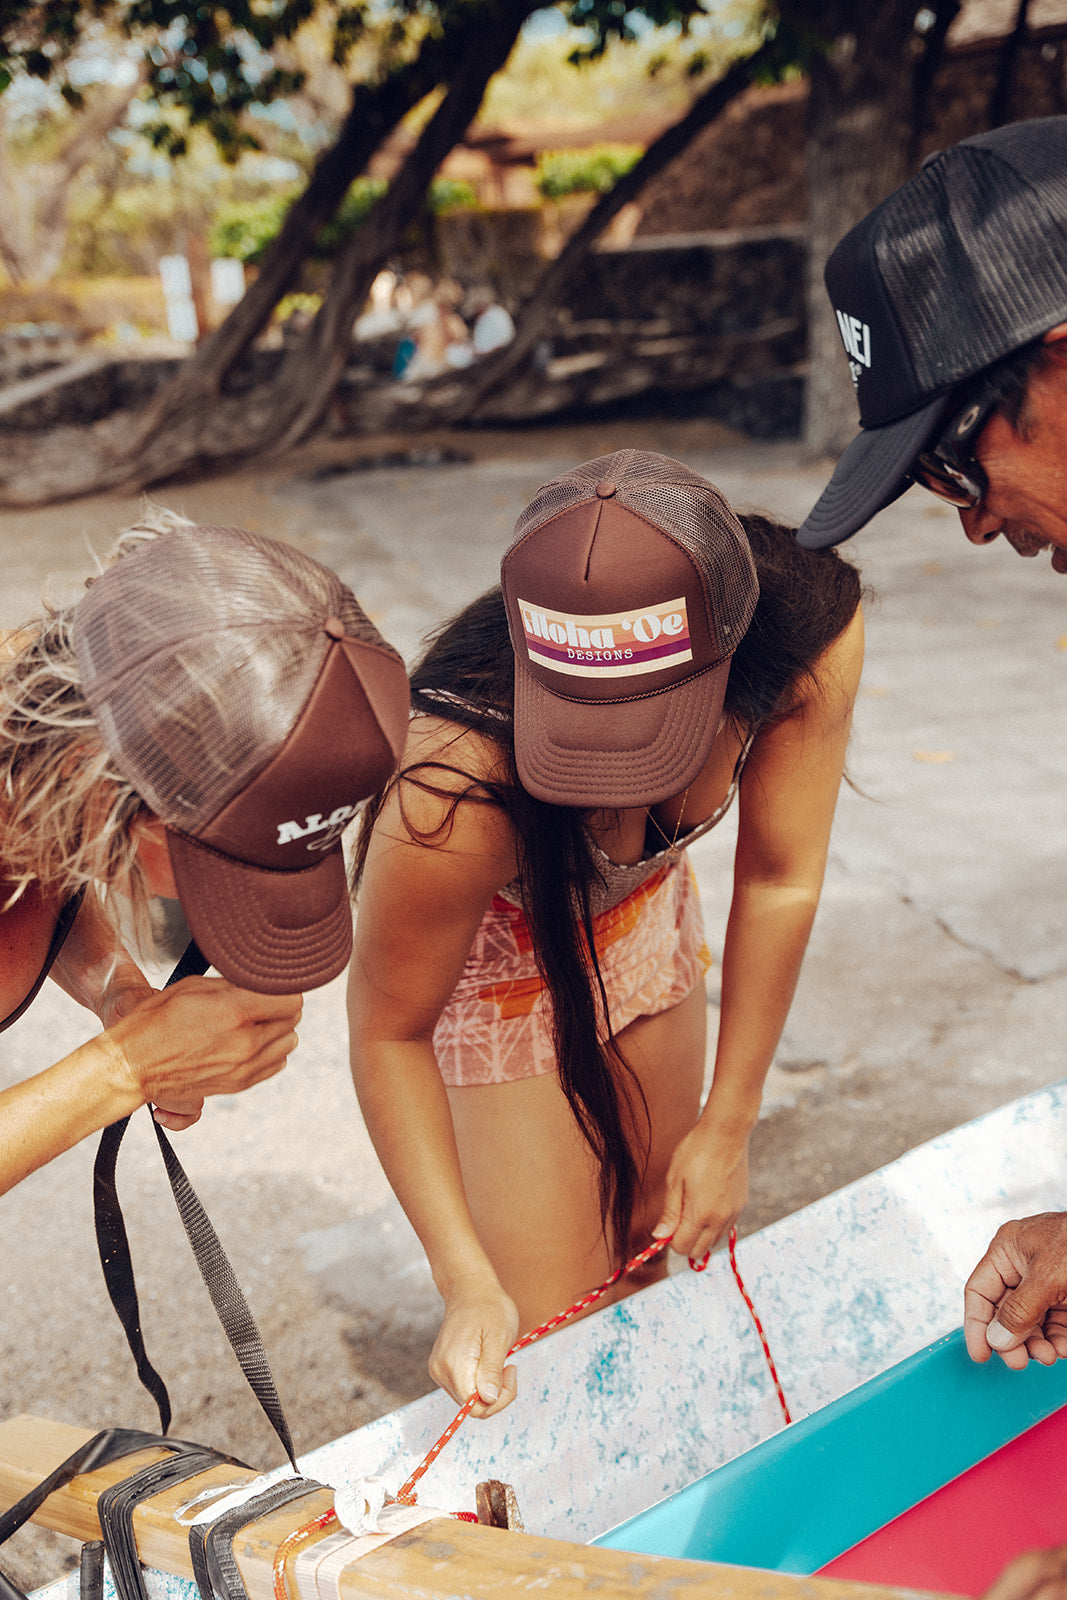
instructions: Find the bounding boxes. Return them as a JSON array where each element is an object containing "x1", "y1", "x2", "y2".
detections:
[
  {"x1": 105, "y1": 977, "x2": 302, "y2": 1128},
  {"x1": 653, "y1": 1120, "x2": 750, "y2": 1263},
  {"x1": 0, "y1": 976, "x2": 301, "y2": 1195},
  {"x1": 429, "y1": 1274, "x2": 520, "y2": 1419}
]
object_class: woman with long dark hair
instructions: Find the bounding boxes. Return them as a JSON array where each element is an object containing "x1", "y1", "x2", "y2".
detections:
[{"x1": 348, "y1": 450, "x2": 864, "y2": 1418}]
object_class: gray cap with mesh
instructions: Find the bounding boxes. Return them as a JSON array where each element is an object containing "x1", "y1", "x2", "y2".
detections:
[{"x1": 74, "y1": 524, "x2": 409, "y2": 992}]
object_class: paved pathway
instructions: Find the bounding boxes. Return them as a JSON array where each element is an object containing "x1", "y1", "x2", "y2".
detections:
[{"x1": 2, "y1": 422, "x2": 1065, "y2": 1586}]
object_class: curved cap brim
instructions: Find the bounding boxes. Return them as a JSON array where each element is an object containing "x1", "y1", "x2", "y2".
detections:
[
  {"x1": 797, "y1": 394, "x2": 956, "y2": 549},
  {"x1": 167, "y1": 830, "x2": 352, "y2": 994},
  {"x1": 514, "y1": 657, "x2": 731, "y2": 810}
]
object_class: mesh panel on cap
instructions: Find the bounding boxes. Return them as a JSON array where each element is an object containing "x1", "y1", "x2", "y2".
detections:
[
  {"x1": 512, "y1": 448, "x2": 756, "y2": 657},
  {"x1": 962, "y1": 117, "x2": 1067, "y2": 186},
  {"x1": 881, "y1": 151, "x2": 1067, "y2": 393},
  {"x1": 75, "y1": 525, "x2": 398, "y2": 830}
]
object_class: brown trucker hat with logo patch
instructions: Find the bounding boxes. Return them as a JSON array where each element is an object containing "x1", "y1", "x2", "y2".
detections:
[
  {"x1": 74, "y1": 523, "x2": 409, "y2": 993},
  {"x1": 501, "y1": 450, "x2": 758, "y2": 809}
]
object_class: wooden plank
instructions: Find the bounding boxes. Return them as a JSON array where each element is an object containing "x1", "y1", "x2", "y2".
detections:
[
  {"x1": 0, "y1": 1416, "x2": 954, "y2": 1600},
  {"x1": 329, "y1": 1522, "x2": 965, "y2": 1600}
]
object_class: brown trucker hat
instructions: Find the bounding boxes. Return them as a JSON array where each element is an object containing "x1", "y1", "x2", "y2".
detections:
[
  {"x1": 74, "y1": 523, "x2": 409, "y2": 993},
  {"x1": 501, "y1": 450, "x2": 758, "y2": 808}
]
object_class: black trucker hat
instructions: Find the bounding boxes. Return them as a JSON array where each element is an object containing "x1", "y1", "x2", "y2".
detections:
[{"x1": 798, "y1": 116, "x2": 1067, "y2": 550}]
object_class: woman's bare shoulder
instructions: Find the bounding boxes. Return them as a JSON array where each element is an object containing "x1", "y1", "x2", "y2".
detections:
[
  {"x1": 774, "y1": 602, "x2": 865, "y2": 726},
  {"x1": 0, "y1": 878, "x2": 60, "y2": 1018},
  {"x1": 366, "y1": 716, "x2": 518, "y2": 893}
]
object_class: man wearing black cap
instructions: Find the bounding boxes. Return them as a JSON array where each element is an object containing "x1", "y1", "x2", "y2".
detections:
[
  {"x1": 798, "y1": 115, "x2": 1067, "y2": 575},
  {"x1": 797, "y1": 115, "x2": 1067, "y2": 1373}
]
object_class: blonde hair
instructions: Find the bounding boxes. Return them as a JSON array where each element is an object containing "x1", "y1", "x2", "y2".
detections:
[{"x1": 0, "y1": 508, "x2": 195, "y2": 937}]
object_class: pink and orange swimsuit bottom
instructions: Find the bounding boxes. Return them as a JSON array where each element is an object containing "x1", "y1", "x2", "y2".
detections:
[{"x1": 432, "y1": 858, "x2": 711, "y2": 1088}]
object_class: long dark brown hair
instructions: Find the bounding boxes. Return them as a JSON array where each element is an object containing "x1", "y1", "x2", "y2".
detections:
[{"x1": 352, "y1": 515, "x2": 862, "y2": 1258}]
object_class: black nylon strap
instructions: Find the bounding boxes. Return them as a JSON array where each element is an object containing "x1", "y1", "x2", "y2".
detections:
[
  {"x1": 94, "y1": 1118, "x2": 172, "y2": 1435},
  {"x1": 151, "y1": 1119, "x2": 297, "y2": 1468},
  {"x1": 189, "y1": 1478, "x2": 324, "y2": 1600},
  {"x1": 94, "y1": 940, "x2": 297, "y2": 1469},
  {"x1": 98, "y1": 1448, "x2": 221, "y2": 1600}
]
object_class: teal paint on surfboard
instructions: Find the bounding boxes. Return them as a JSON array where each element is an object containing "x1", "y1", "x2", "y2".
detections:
[{"x1": 592, "y1": 1329, "x2": 1067, "y2": 1573}]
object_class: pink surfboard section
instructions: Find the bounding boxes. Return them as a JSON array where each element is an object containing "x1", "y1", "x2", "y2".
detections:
[{"x1": 818, "y1": 1402, "x2": 1067, "y2": 1596}]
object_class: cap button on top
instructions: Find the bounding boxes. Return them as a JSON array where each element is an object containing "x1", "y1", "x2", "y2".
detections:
[
  {"x1": 323, "y1": 616, "x2": 346, "y2": 640},
  {"x1": 595, "y1": 479, "x2": 617, "y2": 499}
]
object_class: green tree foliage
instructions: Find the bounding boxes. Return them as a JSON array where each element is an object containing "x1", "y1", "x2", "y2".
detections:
[
  {"x1": 0, "y1": 0, "x2": 754, "y2": 146},
  {"x1": 0, "y1": 0, "x2": 975, "y2": 498},
  {"x1": 208, "y1": 192, "x2": 297, "y2": 265},
  {"x1": 209, "y1": 174, "x2": 475, "y2": 262},
  {"x1": 536, "y1": 144, "x2": 642, "y2": 199}
]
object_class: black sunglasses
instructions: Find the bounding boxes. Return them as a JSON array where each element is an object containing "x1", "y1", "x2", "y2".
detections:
[{"x1": 911, "y1": 386, "x2": 1002, "y2": 509}]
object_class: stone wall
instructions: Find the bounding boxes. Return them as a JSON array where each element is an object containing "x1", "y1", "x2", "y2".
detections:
[
  {"x1": 0, "y1": 229, "x2": 807, "y2": 440},
  {"x1": 634, "y1": 32, "x2": 1067, "y2": 237},
  {"x1": 483, "y1": 226, "x2": 807, "y2": 438},
  {"x1": 0, "y1": 350, "x2": 282, "y2": 432},
  {"x1": 326, "y1": 226, "x2": 806, "y2": 439}
]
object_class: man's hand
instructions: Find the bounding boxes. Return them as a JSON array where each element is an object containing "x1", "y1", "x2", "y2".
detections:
[
  {"x1": 964, "y1": 1214, "x2": 1067, "y2": 1368},
  {"x1": 983, "y1": 1543, "x2": 1067, "y2": 1600}
]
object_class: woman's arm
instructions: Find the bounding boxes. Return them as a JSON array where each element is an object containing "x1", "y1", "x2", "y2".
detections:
[
  {"x1": 49, "y1": 893, "x2": 153, "y2": 1027},
  {"x1": 46, "y1": 894, "x2": 205, "y2": 1131},
  {"x1": 348, "y1": 725, "x2": 521, "y2": 1415},
  {"x1": 655, "y1": 605, "x2": 865, "y2": 1260},
  {"x1": 0, "y1": 977, "x2": 302, "y2": 1195}
]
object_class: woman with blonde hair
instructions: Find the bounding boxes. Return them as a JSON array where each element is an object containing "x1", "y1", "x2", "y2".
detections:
[{"x1": 0, "y1": 512, "x2": 408, "y2": 1195}]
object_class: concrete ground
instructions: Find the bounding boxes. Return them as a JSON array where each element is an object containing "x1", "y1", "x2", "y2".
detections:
[{"x1": 2, "y1": 417, "x2": 1066, "y2": 1587}]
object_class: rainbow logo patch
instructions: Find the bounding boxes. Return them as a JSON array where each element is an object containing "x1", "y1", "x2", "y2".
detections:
[{"x1": 518, "y1": 596, "x2": 692, "y2": 679}]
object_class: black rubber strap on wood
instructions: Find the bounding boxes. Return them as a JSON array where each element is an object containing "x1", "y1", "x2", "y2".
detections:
[
  {"x1": 188, "y1": 1478, "x2": 324, "y2": 1600},
  {"x1": 0, "y1": 1429, "x2": 169, "y2": 1546},
  {"x1": 98, "y1": 1447, "x2": 223, "y2": 1600},
  {"x1": 0, "y1": 1429, "x2": 198, "y2": 1600},
  {"x1": 94, "y1": 941, "x2": 297, "y2": 1469}
]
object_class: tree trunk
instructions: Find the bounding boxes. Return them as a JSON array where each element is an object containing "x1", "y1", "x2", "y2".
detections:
[
  {"x1": 790, "y1": 0, "x2": 929, "y2": 459},
  {"x1": 135, "y1": 44, "x2": 458, "y2": 417},
  {"x1": 0, "y1": 73, "x2": 144, "y2": 285},
  {"x1": 909, "y1": 0, "x2": 961, "y2": 166},
  {"x1": 269, "y1": 0, "x2": 536, "y2": 451},
  {"x1": 0, "y1": 0, "x2": 534, "y2": 505},
  {"x1": 988, "y1": 0, "x2": 1032, "y2": 128},
  {"x1": 435, "y1": 37, "x2": 783, "y2": 425}
]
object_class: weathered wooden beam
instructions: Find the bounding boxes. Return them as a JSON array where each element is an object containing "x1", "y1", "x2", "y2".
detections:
[{"x1": 0, "y1": 1416, "x2": 953, "y2": 1600}]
